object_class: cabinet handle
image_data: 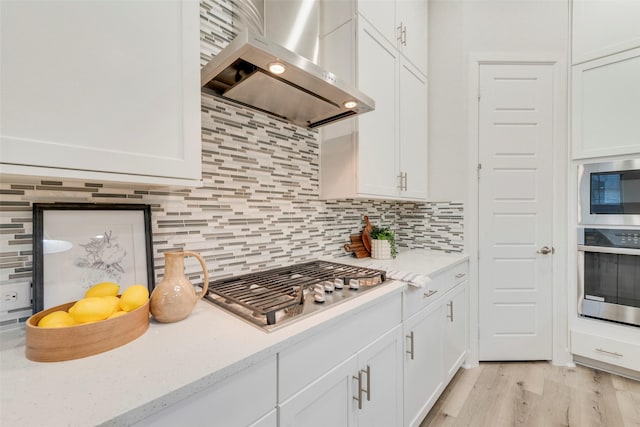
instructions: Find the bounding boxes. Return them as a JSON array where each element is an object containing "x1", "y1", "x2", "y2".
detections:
[
  {"x1": 595, "y1": 348, "x2": 623, "y2": 357},
  {"x1": 362, "y1": 365, "x2": 371, "y2": 401},
  {"x1": 397, "y1": 172, "x2": 408, "y2": 191},
  {"x1": 402, "y1": 25, "x2": 407, "y2": 46},
  {"x1": 447, "y1": 301, "x2": 454, "y2": 322},
  {"x1": 406, "y1": 331, "x2": 415, "y2": 360},
  {"x1": 397, "y1": 22, "x2": 404, "y2": 43},
  {"x1": 455, "y1": 273, "x2": 466, "y2": 279},
  {"x1": 404, "y1": 172, "x2": 408, "y2": 191},
  {"x1": 423, "y1": 289, "x2": 438, "y2": 298},
  {"x1": 353, "y1": 370, "x2": 363, "y2": 409}
]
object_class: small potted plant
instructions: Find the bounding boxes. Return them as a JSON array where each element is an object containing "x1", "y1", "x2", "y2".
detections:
[{"x1": 370, "y1": 226, "x2": 397, "y2": 259}]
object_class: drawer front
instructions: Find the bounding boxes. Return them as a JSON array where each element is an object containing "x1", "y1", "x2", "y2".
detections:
[
  {"x1": 279, "y1": 293, "x2": 402, "y2": 401},
  {"x1": 403, "y1": 274, "x2": 447, "y2": 320},
  {"x1": 403, "y1": 261, "x2": 469, "y2": 320},
  {"x1": 448, "y1": 262, "x2": 469, "y2": 287},
  {"x1": 571, "y1": 330, "x2": 640, "y2": 372}
]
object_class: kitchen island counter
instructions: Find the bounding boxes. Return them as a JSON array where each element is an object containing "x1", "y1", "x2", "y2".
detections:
[{"x1": 0, "y1": 249, "x2": 467, "y2": 427}]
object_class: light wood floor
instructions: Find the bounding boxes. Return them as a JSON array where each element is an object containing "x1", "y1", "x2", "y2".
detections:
[{"x1": 420, "y1": 362, "x2": 640, "y2": 427}]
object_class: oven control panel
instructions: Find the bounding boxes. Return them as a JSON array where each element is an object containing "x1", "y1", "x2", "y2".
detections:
[{"x1": 583, "y1": 228, "x2": 640, "y2": 249}]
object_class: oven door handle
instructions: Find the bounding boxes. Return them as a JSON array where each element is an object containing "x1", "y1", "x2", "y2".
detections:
[{"x1": 577, "y1": 245, "x2": 640, "y2": 256}]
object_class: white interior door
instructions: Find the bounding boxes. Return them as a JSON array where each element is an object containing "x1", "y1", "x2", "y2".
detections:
[{"x1": 478, "y1": 63, "x2": 554, "y2": 361}]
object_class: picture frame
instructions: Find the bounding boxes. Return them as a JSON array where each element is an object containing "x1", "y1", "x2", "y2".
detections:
[{"x1": 33, "y1": 203, "x2": 155, "y2": 312}]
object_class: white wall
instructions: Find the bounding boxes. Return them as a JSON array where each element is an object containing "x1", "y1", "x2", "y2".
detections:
[
  {"x1": 428, "y1": 0, "x2": 570, "y2": 201},
  {"x1": 429, "y1": 0, "x2": 571, "y2": 366}
]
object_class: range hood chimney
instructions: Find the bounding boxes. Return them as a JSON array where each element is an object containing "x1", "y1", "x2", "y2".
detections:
[{"x1": 201, "y1": 0, "x2": 374, "y2": 129}]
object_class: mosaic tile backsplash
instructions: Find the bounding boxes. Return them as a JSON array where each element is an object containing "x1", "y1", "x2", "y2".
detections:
[{"x1": 0, "y1": 0, "x2": 463, "y2": 327}]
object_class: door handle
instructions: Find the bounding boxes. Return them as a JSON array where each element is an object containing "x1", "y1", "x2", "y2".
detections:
[{"x1": 536, "y1": 246, "x2": 554, "y2": 255}]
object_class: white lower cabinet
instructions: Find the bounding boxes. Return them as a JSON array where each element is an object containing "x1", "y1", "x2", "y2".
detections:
[
  {"x1": 279, "y1": 325, "x2": 404, "y2": 427},
  {"x1": 571, "y1": 330, "x2": 640, "y2": 373},
  {"x1": 133, "y1": 355, "x2": 277, "y2": 427},
  {"x1": 403, "y1": 262, "x2": 469, "y2": 427},
  {"x1": 403, "y1": 303, "x2": 444, "y2": 427},
  {"x1": 443, "y1": 281, "x2": 468, "y2": 382}
]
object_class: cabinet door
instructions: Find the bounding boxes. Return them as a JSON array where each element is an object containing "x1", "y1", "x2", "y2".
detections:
[
  {"x1": 356, "y1": 0, "x2": 396, "y2": 45},
  {"x1": 571, "y1": 48, "x2": 640, "y2": 159},
  {"x1": 398, "y1": 58, "x2": 428, "y2": 201},
  {"x1": 357, "y1": 19, "x2": 399, "y2": 198},
  {"x1": 279, "y1": 355, "x2": 358, "y2": 427},
  {"x1": 404, "y1": 303, "x2": 444, "y2": 427},
  {"x1": 357, "y1": 325, "x2": 403, "y2": 427},
  {"x1": 443, "y1": 281, "x2": 468, "y2": 382},
  {"x1": 572, "y1": 0, "x2": 640, "y2": 64},
  {"x1": 0, "y1": 0, "x2": 201, "y2": 185},
  {"x1": 396, "y1": 0, "x2": 428, "y2": 74}
]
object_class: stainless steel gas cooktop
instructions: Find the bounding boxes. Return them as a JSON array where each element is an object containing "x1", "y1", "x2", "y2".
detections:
[{"x1": 204, "y1": 261, "x2": 387, "y2": 331}]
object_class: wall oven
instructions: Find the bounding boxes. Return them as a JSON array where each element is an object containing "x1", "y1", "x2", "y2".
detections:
[
  {"x1": 578, "y1": 158, "x2": 640, "y2": 226},
  {"x1": 578, "y1": 227, "x2": 640, "y2": 327}
]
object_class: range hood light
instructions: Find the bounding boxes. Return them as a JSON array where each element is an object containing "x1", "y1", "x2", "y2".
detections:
[
  {"x1": 343, "y1": 100, "x2": 358, "y2": 109},
  {"x1": 268, "y1": 62, "x2": 286, "y2": 74}
]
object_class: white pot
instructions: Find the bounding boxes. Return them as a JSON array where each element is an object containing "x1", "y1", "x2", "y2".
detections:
[{"x1": 371, "y1": 239, "x2": 391, "y2": 260}]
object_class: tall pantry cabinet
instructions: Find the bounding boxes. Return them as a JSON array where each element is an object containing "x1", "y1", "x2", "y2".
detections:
[{"x1": 319, "y1": 0, "x2": 428, "y2": 201}]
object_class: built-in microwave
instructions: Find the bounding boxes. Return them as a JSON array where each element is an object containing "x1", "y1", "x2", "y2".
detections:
[{"x1": 578, "y1": 159, "x2": 640, "y2": 226}]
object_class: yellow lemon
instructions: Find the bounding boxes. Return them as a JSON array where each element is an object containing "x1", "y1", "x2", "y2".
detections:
[
  {"x1": 119, "y1": 285, "x2": 149, "y2": 312},
  {"x1": 68, "y1": 297, "x2": 114, "y2": 323},
  {"x1": 37, "y1": 311, "x2": 77, "y2": 328},
  {"x1": 102, "y1": 295, "x2": 122, "y2": 313},
  {"x1": 85, "y1": 282, "x2": 120, "y2": 298},
  {"x1": 106, "y1": 311, "x2": 127, "y2": 320}
]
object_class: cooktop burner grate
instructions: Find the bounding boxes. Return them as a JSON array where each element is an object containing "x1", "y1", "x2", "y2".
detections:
[{"x1": 205, "y1": 260, "x2": 386, "y2": 328}]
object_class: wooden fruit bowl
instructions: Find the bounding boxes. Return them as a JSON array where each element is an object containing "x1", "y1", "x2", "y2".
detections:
[{"x1": 25, "y1": 299, "x2": 149, "y2": 362}]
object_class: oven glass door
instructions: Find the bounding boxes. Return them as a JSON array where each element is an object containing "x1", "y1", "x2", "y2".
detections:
[{"x1": 583, "y1": 252, "x2": 640, "y2": 308}]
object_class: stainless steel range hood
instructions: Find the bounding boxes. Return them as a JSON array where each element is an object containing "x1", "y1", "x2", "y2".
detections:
[{"x1": 200, "y1": 3, "x2": 374, "y2": 129}]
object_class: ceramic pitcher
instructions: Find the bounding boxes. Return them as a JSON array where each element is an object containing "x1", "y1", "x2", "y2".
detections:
[{"x1": 150, "y1": 251, "x2": 209, "y2": 323}]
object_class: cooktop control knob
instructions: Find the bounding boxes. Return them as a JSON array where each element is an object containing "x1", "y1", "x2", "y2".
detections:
[
  {"x1": 314, "y1": 284, "x2": 325, "y2": 303},
  {"x1": 333, "y1": 278, "x2": 344, "y2": 289},
  {"x1": 349, "y1": 279, "x2": 359, "y2": 290},
  {"x1": 324, "y1": 281, "x2": 335, "y2": 293}
]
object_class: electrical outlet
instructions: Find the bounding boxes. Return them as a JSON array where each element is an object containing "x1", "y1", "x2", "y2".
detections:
[{"x1": 0, "y1": 282, "x2": 31, "y2": 312}]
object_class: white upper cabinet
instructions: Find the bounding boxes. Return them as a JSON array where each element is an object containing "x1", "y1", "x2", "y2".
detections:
[
  {"x1": 0, "y1": 0, "x2": 202, "y2": 186},
  {"x1": 357, "y1": 0, "x2": 427, "y2": 75},
  {"x1": 570, "y1": 0, "x2": 640, "y2": 159},
  {"x1": 319, "y1": 3, "x2": 428, "y2": 201},
  {"x1": 572, "y1": 48, "x2": 640, "y2": 159},
  {"x1": 572, "y1": 0, "x2": 640, "y2": 64}
]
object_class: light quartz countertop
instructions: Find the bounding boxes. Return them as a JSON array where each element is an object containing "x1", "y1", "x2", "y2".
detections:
[{"x1": 0, "y1": 249, "x2": 467, "y2": 427}]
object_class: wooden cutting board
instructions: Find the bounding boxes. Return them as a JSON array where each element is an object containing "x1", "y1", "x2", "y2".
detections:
[
  {"x1": 362, "y1": 216, "x2": 373, "y2": 253},
  {"x1": 344, "y1": 233, "x2": 370, "y2": 258}
]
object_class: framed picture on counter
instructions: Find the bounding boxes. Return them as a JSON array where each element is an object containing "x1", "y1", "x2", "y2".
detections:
[{"x1": 32, "y1": 203, "x2": 155, "y2": 312}]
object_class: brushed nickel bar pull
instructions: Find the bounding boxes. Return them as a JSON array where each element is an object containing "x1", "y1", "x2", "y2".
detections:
[
  {"x1": 406, "y1": 331, "x2": 415, "y2": 360},
  {"x1": 353, "y1": 370, "x2": 363, "y2": 409},
  {"x1": 397, "y1": 22, "x2": 404, "y2": 43},
  {"x1": 362, "y1": 365, "x2": 371, "y2": 401},
  {"x1": 447, "y1": 301, "x2": 454, "y2": 322},
  {"x1": 595, "y1": 348, "x2": 623, "y2": 357},
  {"x1": 455, "y1": 273, "x2": 466, "y2": 279},
  {"x1": 423, "y1": 289, "x2": 438, "y2": 298},
  {"x1": 402, "y1": 25, "x2": 407, "y2": 46}
]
